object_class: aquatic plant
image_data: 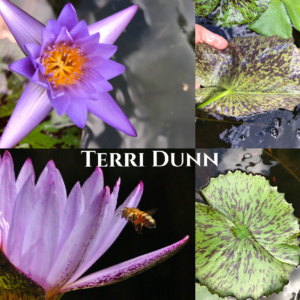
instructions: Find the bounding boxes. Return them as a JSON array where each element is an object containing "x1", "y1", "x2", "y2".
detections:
[
  {"x1": 0, "y1": 1, "x2": 138, "y2": 148},
  {"x1": 195, "y1": 171, "x2": 300, "y2": 300},
  {"x1": 0, "y1": 151, "x2": 188, "y2": 299},
  {"x1": 196, "y1": 36, "x2": 300, "y2": 117}
]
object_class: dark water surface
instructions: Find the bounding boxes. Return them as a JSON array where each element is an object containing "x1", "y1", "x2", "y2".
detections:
[
  {"x1": 196, "y1": 149, "x2": 300, "y2": 300},
  {"x1": 196, "y1": 15, "x2": 300, "y2": 149}
]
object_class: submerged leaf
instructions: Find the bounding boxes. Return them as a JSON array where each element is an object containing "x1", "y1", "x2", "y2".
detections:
[
  {"x1": 196, "y1": 36, "x2": 300, "y2": 117},
  {"x1": 195, "y1": 171, "x2": 300, "y2": 300},
  {"x1": 195, "y1": 0, "x2": 220, "y2": 18}
]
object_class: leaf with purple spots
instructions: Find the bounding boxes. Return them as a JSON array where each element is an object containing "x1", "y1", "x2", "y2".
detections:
[
  {"x1": 196, "y1": 283, "x2": 228, "y2": 300},
  {"x1": 195, "y1": 171, "x2": 300, "y2": 300},
  {"x1": 196, "y1": 36, "x2": 300, "y2": 117}
]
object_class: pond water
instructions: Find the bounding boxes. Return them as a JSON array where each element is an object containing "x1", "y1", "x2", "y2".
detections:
[
  {"x1": 1, "y1": 0, "x2": 195, "y2": 148},
  {"x1": 196, "y1": 14, "x2": 300, "y2": 149},
  {"x1": 196, "y1": 148, "x2": 300, "y2": 300}
]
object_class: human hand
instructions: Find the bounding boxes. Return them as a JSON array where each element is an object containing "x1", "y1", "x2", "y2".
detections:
[{"x1": 195, "y1": 24, "x2": 228, "y2": 89}]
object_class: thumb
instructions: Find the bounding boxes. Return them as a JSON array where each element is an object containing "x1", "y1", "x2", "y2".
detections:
[{"x1": 196, "y1": 25, "x2": 228, "y2": 50}]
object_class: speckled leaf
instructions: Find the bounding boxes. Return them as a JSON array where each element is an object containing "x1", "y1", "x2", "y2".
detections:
[
  {"x1": 196, "y1": 36, "x2": 300, "y2": 117},
  {"x1": 195, "y1": 0, "x2": 220, "y2": 18},
  {"x1": 17, "y1": 112, "x2": 81, "y2": 149},
  {"x1": 213, "y1": 0, "x2": 271, "y2": 28},
  {"x1": 0, "y1": 250, "x2": 45, "y2": 299},
  {"x1": 196, "y1": 283, "x2": 228, "y2": 300},
  {"x1": 195, "y1": 171, "x2": 300, "y2": 300}
]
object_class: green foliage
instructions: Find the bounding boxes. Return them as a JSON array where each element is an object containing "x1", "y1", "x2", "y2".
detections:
[
  {"x1": 195, "y1": 0, "x2": 271, "y2": 27},
  {"x1": 249, "y1": 0, "x2": 300, "y2": 38},
  {"x1": 196, "y1": 283, "x2": 228, "y2": 300},
  {"x1": 195, "y1": 0, "x2": 219, "y2": 18},
  {"x1": 0, "y1": 250, "x2": 45, "y2": 299},
  {"x1": 195, "y1": 171, "x2": 300, "y2": 300},
  {"x1": 196, "y1": 36, "x2": 300, "y2": 117}
]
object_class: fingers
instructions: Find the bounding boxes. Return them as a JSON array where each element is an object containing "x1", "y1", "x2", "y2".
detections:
[
  {"x1": 195, "y1": 82, "x2": 201, "y2": 89},
  {"x1": 195, "y1": 24, "x2": 228, "y2": 50}
]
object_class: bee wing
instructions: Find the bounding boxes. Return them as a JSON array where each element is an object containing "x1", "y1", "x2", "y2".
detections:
[{"x1": 144, "y1": 208, "x2": 158, "y2": 216}]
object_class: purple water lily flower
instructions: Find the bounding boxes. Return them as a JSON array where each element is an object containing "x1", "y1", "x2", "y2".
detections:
[
  {"x1": 0, "y1": 1, "x2": 138, "y2": 148},
  {"x1": 0, "y1": 151, "x2": 188, "y2": 299}
]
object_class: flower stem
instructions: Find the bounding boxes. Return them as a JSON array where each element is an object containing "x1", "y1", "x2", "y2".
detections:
[{"x1": 196, "y1": 89, "x2": 231, "y2": 109}]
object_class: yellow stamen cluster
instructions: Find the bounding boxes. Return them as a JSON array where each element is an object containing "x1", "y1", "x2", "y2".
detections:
[{"x1": 41, "y1": 44, "x2": 88, "y2": 88}]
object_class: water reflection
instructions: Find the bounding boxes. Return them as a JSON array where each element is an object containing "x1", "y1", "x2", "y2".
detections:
[
  {"x1": 196, "y1": 149, "x2": 300, "y2": 300},
  {"x1": 196, "y1": 16, "x2": 300, "y2": 148},
  {"x1": 81, "y1": 0, "x2": 195, "y2": 148}
]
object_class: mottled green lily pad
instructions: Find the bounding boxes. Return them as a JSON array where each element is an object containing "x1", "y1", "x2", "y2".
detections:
[
  {"x1": 249, "y1": 0, "x2": 300, "y2": 38},
  {"x1": 17, "y1": 112, "x2": 81, "y2": 149},
  {"x1": 195, "y1": 171, "x2": 300, "y2": 300},
  {"x1": 196, "y1": 36, "x2": 300, "y2": 117},
  {"x1": 195, "y1": 0, "x2": 271, "y2": 28},
  {"x1": 196, "y1": 283, "x2": 228, "y2": 300}
]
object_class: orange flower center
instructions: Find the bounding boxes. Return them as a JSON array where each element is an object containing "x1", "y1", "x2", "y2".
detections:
[{"x1": 41, "y1": 44, "x2": 88, "y2": 88}]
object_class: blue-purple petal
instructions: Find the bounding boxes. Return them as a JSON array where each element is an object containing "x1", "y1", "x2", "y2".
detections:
[
  {"x1": 92, "y1": 44, "x2": 118, "y2": 59},
  {"x1": 74, "y1": 33, "x2": 100, "y2": 55},
  {"x1": 88, "y1": 5, "x2": 138, "y2": 45},
  {"x1": 9, "y1": 57, "x2": 35, "y2": 80},
  {"x1": 31, "y1": 69, "x2": 49, "y2": 89},
  {"x1": 41, "y1": 28, "x2": 56, "y2": 54},
  {"x1": 65, "y1": 97, "x2": 87, "y2": 128},
  {"x1": 70, "y1": 20, "x2": 90, "y2": 40},
  {"x1": 84, "y1": 56, "x2": 106, "y2": 68},
  {"x1": 55, "y1": 27, "x2": 73, "y2": 45},
  {"x1": 69, "y1": 81, "x2": 97, "y2": 100},
  {"x1": 45, "y1": 19, "x2": 62, "y2": 36},
  {"x1": 0, "y1": 83, "x2": 52, "y2": 148},
  {"x1": 59, "y1": 236, "x2": 189, "y2": 293},
  {"x1": 48, "y1": 89, "x2": 71, "y2": 116},
  {"x1": 96, "y1": 59, "x2": 125, "y2": 80},
  {"x1": 86, "y1": 93, "x2": 137, "y2": 137},
  {"x1": 0, "y1": 0, "x2": 44, "y2": 54},
  {"x1": 57, "y1": 3, "x2": 78, "y2": 31},
  {"x1": 85, "y1": 68, "x2": 113, "y2": 93},
  {"x1": 24, "y1": 44, "x2": 41, "y2": 68}
]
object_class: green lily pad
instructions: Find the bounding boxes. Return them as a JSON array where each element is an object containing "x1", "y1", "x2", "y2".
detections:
[
  {"x1": 17, "y1": 111, "x2": 81, "y2": 149},
  {"x1": 195, "y1": 0, "x2": 271, "y2": 28},
  {"x1": 196, "y1": 283, "x2": 228, "y2": 300},
  {"x1": 195, "y1": 171, "x2": 300, "y2": 300},
  {"x1": 249, "y1": 0, "x2": 300, "y2": 38},
  {"x1": 196, "y1": 36, "x2": 300, "y2": 117}
]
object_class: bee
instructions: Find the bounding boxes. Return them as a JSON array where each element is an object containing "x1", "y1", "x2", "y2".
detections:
[{"x1": 121, "y1": 207, "x2": 156, "y2": 234}]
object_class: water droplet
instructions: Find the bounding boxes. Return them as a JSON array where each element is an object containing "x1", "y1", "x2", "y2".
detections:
[
  {"x1": 273, "y1": 118, "x2": 281, "y2": 128},
  {"x1": 296, "y1": 129, "x2": 300, "y2": 140},
  {"x1": 270, "y1": 128, "x2": 279, "y2": 138},
  {"x1": 288, "y1": 121, "x2": 291, "y2": 125},
  {"x1": 240, "y1": 135, "x2": 246, "y2": 140}
]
